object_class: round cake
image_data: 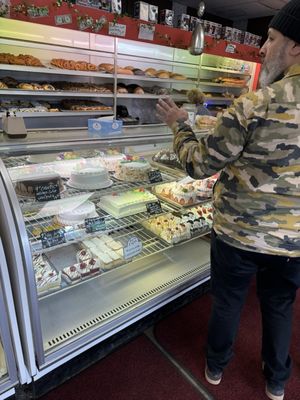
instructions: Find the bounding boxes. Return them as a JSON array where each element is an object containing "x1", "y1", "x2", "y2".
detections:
[
  {"x1": 98, "y1": 153, "x2": 126, "y2": 172},
  {"x1": 15, "y1": 173, "x2": 64, "y2": 198},
  {"x1": 115, "y1": 160, "x2": 151, "y2": 182},
  {"x1": 67, "y1": 167, "x2": 112, "y2": 189},
  {"x1": 56, "y1": 201, "x2": 97, "y2": 225}
]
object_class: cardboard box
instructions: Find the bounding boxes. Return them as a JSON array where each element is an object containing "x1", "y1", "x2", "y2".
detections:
[
  {"x1": 160, "y1": 9, "x2": 174, "y2": 26},
  {"x1": 149, "y1": 4, "x2": 158, "y2": 23},
  {"x1": 204, "y1": 20, "x2": 222, "y2": 38},
  {"x1": 111, "y1": 0, "x2": 122, "y2": 14},
  {"x1": 178, "y1": 14, "x2": 190, "y2": 31},
  {"x1": 88, "y1": 119, "x2": 123, "y2": 136},
  {"x1": 189, "y1": 16, "x2": 200, "y2": 31},
  {"x1": 222, "y1": 26, "x2": 234, "y2": 41},
  {"x1": 134, "y1": 1, "x2": 149, "y2": 21}
]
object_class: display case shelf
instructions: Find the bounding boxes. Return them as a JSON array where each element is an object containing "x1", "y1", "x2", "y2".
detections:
[
  {"x1": 0, "y1": 89, "x2": 114, "y2": 98},
  {"x1": 0, "y1": 64, "x2": 114, "y2": 79},
  {"x1": 200, "y1": 65, "x2": 251, "y2": 76}
]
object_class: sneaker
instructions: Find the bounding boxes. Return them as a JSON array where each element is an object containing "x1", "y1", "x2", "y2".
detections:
[
  {"x1": 205, "y1": 364, "x2": 222, "y2": 385},
  {"x1": 265, "y1": 383, "x2": 284, "y2": 400}
]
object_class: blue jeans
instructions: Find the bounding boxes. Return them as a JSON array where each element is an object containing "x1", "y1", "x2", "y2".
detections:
[{"x1": 206, "y1": 230, "x2": 300, "y2": 388}]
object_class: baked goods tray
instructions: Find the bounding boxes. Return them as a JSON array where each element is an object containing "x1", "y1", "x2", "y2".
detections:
[
  {"x1": 34, "y1": 225, "x2": 172, "y2": 298},
  {"x1": 0, "y1": 64, "x2": 114, "y2": 78},
  {"x1": 153, "y1": 192, "x2": 212, "y2": 209}
]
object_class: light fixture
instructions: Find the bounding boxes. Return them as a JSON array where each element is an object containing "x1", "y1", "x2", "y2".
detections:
[{"x1": 189, "y1": 1, "x2": 206, "y2": 56}]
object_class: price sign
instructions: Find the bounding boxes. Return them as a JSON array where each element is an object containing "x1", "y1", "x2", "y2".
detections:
[
  {"x1": 76, "y1": 0, "x2": 100, "y2": 8},
  {"x1": 41, "y1": 229, "x2": 66, "y2": 249},
  {"x1": 85, "y1": 217, "x2": 106, "y2": 233},
  {"x1": 146, "y1": 201, "x2": 162, "y2": 215},
  {"x1": 123, "y1": 236, "x2": 143, "y2": 260},
  {"x1": 148, "y1": 169, "x2": 163, "y2": 183},
  {"x1": 34, "y1": 181, "x2": 61, "y2": 202},
  {"x1": 55, "y1": 14, "x2": 72, "y2": 25}
]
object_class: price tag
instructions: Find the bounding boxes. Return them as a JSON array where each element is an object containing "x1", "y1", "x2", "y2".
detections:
[
  {"x1": 85, "y1": 217, "x2": 106, "y2": 233},
  {"x1": 146, "y1": 201, "x2": 162, "y2": 215},
  {"x1": 41, "y1": 229, "x2": 66, "y2": 249},
  {"x1": 34, "y1": 181, "x2": 61, "y2": 202},
  {"x1": 123, "y1": 236, "x2": 143, "y2": 260},
  {"x1": 148, "y1": 169, "x2": 163, "y2": 183}
]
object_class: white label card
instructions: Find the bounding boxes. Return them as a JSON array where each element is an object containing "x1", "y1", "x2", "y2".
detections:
[
  {"x1": 124, "y1": 236, "x2": 143, "y2": 260},
  {"x1": 108, "y1": 22, "x2": 126, "y2": 37},
  {"x1": 138, "y1": 23, "x2": 155, "y2": 41}
]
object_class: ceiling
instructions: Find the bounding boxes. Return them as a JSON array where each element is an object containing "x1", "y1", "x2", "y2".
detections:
[{"x1": 176, "y1": 0, "x2": 289, "y2": 21}]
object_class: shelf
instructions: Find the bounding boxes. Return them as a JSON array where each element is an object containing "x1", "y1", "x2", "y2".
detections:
[
  {"x1": 117, "y1": 74, "x2": 197, "y2": 84},
  {"x1": 199, "y1": 81, "x2": 247, "y2": 88},
  {"x1": 204, "y1": 96, "x2": 234, "y2": 104},
  {"x1": 37, "y1": 224, "x2": 174, "y2": 300},
  {"x1": 200, "y1": 66, "x2": 251, "y2": 76},
  {"x1": 0, "y1": 64, "x2": 114, "y2": 79},
  {"x1": 0, "y1": 111, "x2": 114, "y2": 118},
  {"x1": 40, "y1": 237, "x2": 210, "y2": 351},
  {"x1": 0, "y1": 89, "x2": 114, "y2": 98}
]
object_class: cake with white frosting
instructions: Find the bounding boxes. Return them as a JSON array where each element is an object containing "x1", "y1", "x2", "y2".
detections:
[
  {"x1": 67, "y1": 167, "x2": 112, "y2": 189},
  {"x1": 57, "y1": 201, "x2": 96, "y2": 225},
  {"x1": 115, "y1": 159, "x2": 151, "y2": 182},
  {"x1": 98, "y1": 189, "x2": 157, "y2": 218}
]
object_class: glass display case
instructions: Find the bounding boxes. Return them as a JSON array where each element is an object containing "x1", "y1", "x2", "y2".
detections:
[{"x1": 0, "y1": 128, "x2": 212, "y2": 376}]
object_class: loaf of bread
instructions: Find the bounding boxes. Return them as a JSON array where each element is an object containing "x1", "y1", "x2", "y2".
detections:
[
  {"x1": 157, "y1": 71, "x2": 170, "y2": 79},
  {"x1": 117, "y1": 67, "x2": 134, "y2": 75},
  {"x1": 98, "y1": 63, "x2": 114, "y2": 72},
  {"x1": 0, "y1": 81, "x2": 8, "y2": 89},
  {"x1": 145, "y1": 67, "x2": 157, "y2": 77}
]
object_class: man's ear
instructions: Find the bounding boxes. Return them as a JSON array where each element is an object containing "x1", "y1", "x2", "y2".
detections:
[{"x1": 290, "y1": 41, "x2": 300, "y2": 57}]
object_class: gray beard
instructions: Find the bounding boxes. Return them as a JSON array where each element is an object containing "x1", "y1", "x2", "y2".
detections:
[{"x1": 259, "y1": 43, "x2": 287, "y2": 88}]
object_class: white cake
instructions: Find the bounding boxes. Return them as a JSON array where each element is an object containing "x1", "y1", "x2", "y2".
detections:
[
  {"x1": 67, "y1": 167, "x2": 112, "y2": 189},
  {"x1": 98, "y1": 153, "x2": 126, "y2": 172},
  {"x1": 57, "y1": 201, "x2": 97, "y2": 225},
  {"x1": 115, "y1": 160, "x2": 151, "y2": 182},
  {"x1": 98, "y1": 189, "x2": 157, "y2": 218}
]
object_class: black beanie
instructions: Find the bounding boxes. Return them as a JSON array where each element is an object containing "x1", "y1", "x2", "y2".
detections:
[{"x1": 269, "y1": 0, "x2": 300, "y2": 44}]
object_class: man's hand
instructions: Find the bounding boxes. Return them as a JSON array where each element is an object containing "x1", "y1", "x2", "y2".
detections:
[{"x1": 156, "y1": 97, "x2": 189, "y2": 128}]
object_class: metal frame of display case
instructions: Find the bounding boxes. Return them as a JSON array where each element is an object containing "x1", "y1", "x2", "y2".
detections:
[
  {"x1": 0, "y1": 175, "x2": 34, "y2": 396},
  {"x1": 0, "y1": 130, "x2": 211, "y2": 379}
]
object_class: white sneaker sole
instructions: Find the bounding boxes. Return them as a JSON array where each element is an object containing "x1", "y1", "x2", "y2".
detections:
[
  {"x1": 265, "y1": 386, "x2": 284, "y2": 400},
  {"x1": 205, "y1": 368, "x2": 222, "y2": 385}
]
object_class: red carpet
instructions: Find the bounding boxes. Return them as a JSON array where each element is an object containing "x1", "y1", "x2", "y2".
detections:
[
  {"x1": 155, "y1": 281, "x2": 300, "y2": 400},
  {"x1": 40, "y1": 335, "x2": 205, "y2": 400}
]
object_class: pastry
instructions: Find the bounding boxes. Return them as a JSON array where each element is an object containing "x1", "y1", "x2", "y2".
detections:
[
  {"x1": 132, "y1": 68, "x2": 145, "y2": 76},
  {"x1": 17, "y1": 83, "x2": 34, "y2": 90},
  {"x1": 171, "y1": 73, "x2": 187, "y2": 80},
  {"x1": 0, "y1": 82, "x2": 8, "y2": 89},
  {"x1": 98, "y1": 63, "x2": 114, "y2": 72},
  {"x1": 117, "y1": 67, "x2": 134, "y2": 75},
  {"x1": 145, "y1": 67, "x2": 157, "y2": 77},
  {"x1": 157, "y1": 71, "x2": 170, "y2": 79},
  {"x1": 134, "y1": 86, "x2": 144, "y2": 94},
  {"x1": 125, "y1": 65, "x2": 135, "y2": 70},
  {"x1": 42, "y1": 84, "x2": 55, "y2": 91}
]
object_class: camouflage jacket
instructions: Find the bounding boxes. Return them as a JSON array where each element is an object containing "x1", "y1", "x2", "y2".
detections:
[{"x1": 173, "y1": 64, "x2": 300, "y2": 256}]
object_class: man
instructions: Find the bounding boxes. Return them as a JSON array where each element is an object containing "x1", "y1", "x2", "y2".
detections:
[{"x1": 156, "y1": 1, "x2": 300, "y2": 399}]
